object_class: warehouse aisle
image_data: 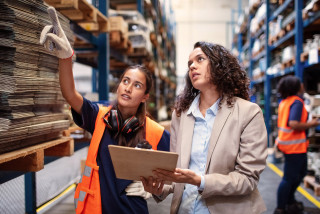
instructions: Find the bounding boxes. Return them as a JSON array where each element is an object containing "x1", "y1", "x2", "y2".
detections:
[{"x1": 45, "y1": 162, "x2": 320, "y2": 214}]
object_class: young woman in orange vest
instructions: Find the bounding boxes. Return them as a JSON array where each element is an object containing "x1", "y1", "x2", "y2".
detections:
[
  {"x1": 39, "y1": 7, "x2": 170, "y2": 214},
  {"x1": 274, "y1": 75, "x2": 320, "y2": 214}
]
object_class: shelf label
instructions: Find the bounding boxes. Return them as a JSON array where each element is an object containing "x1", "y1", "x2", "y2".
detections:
[{"x1": 308, "y1": 48, "x2": 319, "y2": 65}]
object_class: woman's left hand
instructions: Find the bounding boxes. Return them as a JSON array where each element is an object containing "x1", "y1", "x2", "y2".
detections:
[{"x1": 154, "y1": 168, "x2": 201, "y2": 187}]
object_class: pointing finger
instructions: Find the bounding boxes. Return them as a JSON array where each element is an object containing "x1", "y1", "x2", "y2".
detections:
[{"x1": 47, "y1": 6, "x2": 60, "y2": 36}]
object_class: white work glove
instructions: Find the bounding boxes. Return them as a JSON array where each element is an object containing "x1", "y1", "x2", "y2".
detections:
[
  {"x1": 125, "y1": 181, "x2": 152, "y2": 200},
  {"x1": 40, "y1": 6, "x2": 73, "y2": 59}
]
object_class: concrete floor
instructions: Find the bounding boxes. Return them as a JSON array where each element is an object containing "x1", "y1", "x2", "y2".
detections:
[{"x1": 45, "y1": 162, "x2": 320, "y2": 214}]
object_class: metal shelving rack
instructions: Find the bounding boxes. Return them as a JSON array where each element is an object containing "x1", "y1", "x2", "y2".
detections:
[
  {"x1": 233, "y1": 0, "x2": 320, "y2": 146},
  {"x1": 0, "y1": 1, "x2": 176, "y2": 214}
]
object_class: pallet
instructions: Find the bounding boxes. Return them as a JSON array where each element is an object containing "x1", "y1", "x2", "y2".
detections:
[
  {"x1": 285, "y1": 21, "x2": 295, "y2": 32},
  {"x1": 0, "y1": 137, "x2": 74, "y2": 172},
  {"x1": 281, "y1": 58, "x2": 295, "y2": 69},
  {"x1": 270, "y1": 29, "x2": 286, "y2": 45},
  {"x1": 110, "y1": 31, "x2": 125, "y2": 45},
  {"x1": 44, "y1": 0, "x2": 108, "y2": 33},
  {"x1": 249, "y1": 0, "x2": 260, "y2": 14},
  {"x1": 128, "y1": 47, "x2": 150, "y2": 57},
  {"x1": 63, "y1": 126, "x2": 91, "y2": 142},
  {"x1": 304, "y1": 175, "x2": 320, "y2": 196},
  {"x1": 73, "y1": 35, "x2": 94, "y2": 49},
  {"x1": 300, "y1": 47, "x2": 320, "y2": 62},
  {"x1": 300, "y1": 51, "x2": 309, "y2": 62},
  {"x1": 62, "y1": 126, "x2": 83, "y2": 137},
  {"x1": 150, "y1": 32, "x2": 158, "y2": 47},
  {"x1": 109, "y1": 16, "x2": 128, "y2": 35}
]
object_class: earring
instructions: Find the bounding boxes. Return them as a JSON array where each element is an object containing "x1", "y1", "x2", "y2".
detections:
[{"x1": 190, "y1": 86, "x2": 197, "y2": 96}]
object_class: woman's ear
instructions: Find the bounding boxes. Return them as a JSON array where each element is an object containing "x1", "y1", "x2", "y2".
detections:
[{"x1": 142, "y1": 94, "x2": 149, "y2": 103}]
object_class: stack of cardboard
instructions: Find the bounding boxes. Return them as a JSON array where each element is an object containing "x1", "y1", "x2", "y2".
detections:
[{"x1": 0, "y1": 0, "x2": 74, "y2": 153}]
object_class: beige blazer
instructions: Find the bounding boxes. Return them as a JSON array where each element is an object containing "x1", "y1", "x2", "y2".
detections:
[{"x1": 162, "y1": 97, "x2": 268, "y2": 214}]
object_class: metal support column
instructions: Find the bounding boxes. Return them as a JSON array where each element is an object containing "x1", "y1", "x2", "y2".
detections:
[
  {"x1": 248, "y1": 14, "x2": 253, "y2": 84},
  {"x1": 231, "y1": 9, "x2": 235, "y2": 49},
  {"x1": 92, "y1": 68, "x2": 97, "y2": 92},
  {"x1": 237, "y1": 0, "x2": 242, "y2": 61},
  {"x1": 264, "y1": 0, "x2": 271, "y2": 146},
  {"x1": 137, "y1": 0, "x2": 144, "y2": 14},
  {"x1": 25, "y1": 172, "x2": 36, "y2": 214},
  {"x1": 295, "y1": 0, "x2": 303, "y2": 80},
  {"x1": 97, "y1": 0, "x2": 109, "y2": 101},
  {"x1": 238, "y1": 33, "x2": 242, "y2": 62}
]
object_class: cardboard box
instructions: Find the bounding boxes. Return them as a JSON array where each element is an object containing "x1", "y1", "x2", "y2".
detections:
[{"x1": 109, "y1": 16, "x2": 128, "y2": 35}]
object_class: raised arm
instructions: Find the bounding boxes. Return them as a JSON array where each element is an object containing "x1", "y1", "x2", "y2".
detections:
[{"x1": 40, "y1": 7, "x2": 83, "y2": 114}]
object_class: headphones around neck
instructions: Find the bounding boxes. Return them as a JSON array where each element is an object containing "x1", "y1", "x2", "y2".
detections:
[{"x1": 103, "y1": 109, "x2": 143, "y2": 136}]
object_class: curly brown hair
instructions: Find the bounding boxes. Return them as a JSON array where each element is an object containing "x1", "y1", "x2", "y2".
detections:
[{"x1": 174, "y1": 41, "x2": 250, "y2": 116}]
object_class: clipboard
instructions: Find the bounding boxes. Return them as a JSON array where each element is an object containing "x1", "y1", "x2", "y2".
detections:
[{"x1": 108, "y1": 145, "x2": 178, "y2": 182}]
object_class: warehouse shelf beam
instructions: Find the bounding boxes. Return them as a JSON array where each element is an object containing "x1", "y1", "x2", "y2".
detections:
[
  {"x1": 269, "y1": 66, "x2": 295, "y2": 79},
  {"x1": 70, "y1": 22, "x2": 98, "y2": 45},
  {"x1": 251, "y1": 25, "x2": 265, "y2": 39},
  {"x1": 252, "y1": 50, "x2": 266, "y2": 62},
  {"x1": 242, "y1": 41, "x2": 250, "y2": 52},
  {"x1": 270, "y1": 30, "x2": 294, "y2": 51},
  {"x1": 303, "y1": 10, "x2": 320, "y2": 28},
  {"x1": 110, "y1": 48, "x2": 134, "y2": 66},
  {"x1": 269, "y1": 0, "x2": 293, "y2": 22},
  {"x1": 251, "y1": 76, "x2": 266, "y2": 86}
]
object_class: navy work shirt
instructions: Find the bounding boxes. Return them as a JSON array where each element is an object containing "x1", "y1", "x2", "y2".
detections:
[{"x1": 72, "y1": 97, "x2": 170, "y2": 214}]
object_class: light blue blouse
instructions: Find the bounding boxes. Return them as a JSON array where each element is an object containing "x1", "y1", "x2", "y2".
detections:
[{"x1": 178, "y1": 94, "x2": 220, "y2": 214}]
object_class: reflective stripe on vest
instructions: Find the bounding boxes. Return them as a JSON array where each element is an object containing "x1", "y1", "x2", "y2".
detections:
[
  {"x1": 74, "y1": 106, "x2": 165, "y2": 214},
  {"x1": 275, "y1": 96, "x2": 308, "y2": 154},
  {"x1": 275, "y1": 138, "x2": 307, "y2": 145}
]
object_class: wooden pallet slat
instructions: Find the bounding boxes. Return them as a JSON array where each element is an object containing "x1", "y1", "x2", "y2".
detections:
[
  {"x1": 304, "y1": 175, "x2": 320, "y2": 196},
  {"x1": 96, "y1": 9, "x2": 109, "y2": 32},
  {"x1": 0, "y1": 150, "x2": 44, "y2": 172},
  {"x1": 60, "y1": 9, "x2": 84, "y2": 20},
  {"x1": 46, "y1": 0, "x2": 109, "y2": 34},
  {"x1": 78, "y1": 0, "x2": 97, "y2": 22},
  {"x1": 0, "y1": 137, "x2": 73, "y2": 172},
  {"x1": 281, "y1": 58, "x2": 295, "y2": 69},
  {"x1": 44, "y1": 139, "x2": 74, "y2": 156},
  {"x1": 78, "y1": 21, "x2": 99, "y2": 32},
  {"x1": 44, "y1": 0, "x2": 78, "y2": 9}
]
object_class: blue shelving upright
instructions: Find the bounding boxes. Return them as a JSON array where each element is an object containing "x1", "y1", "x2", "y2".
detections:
[{"x1": 235, "y1": 0, "x2": 320, "y2": 147}]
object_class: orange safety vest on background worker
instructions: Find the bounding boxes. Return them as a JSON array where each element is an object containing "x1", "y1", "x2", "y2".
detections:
[
  {"x1": 74, "y1": 106, "x2": 164, "y2": 214},
  {"x1": 275, "y1": 95, "x2": 309, "y2": 154}
]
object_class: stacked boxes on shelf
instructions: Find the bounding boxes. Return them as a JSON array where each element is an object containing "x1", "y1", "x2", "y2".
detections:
[
  {"x1": 0, "y1": 0, "x2": 74, "y2": 154},
  {"x1": 233, "y1": 0, "x2": 320, "y2": 149}
]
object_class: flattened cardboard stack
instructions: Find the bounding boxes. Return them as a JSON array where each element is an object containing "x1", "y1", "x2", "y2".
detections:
[{"x1": 0, "y1": 0, "x2": 74, "y2": 154}]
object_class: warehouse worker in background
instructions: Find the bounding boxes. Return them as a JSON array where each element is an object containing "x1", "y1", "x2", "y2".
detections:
[
  {"x1": 142, "y1": 41, "x2": 268, "y2": 214},
  {"x1": 274, "y1": 75, "x2": 320, "y2": 214},
  {"x1": 39, "y1": 7, "x2": 170, "y2": 214}
]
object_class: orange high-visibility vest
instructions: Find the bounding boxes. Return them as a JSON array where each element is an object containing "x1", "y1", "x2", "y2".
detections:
[
  {"x1": 275, "y1": 96, "x2": 308, "y2": 154},
  {"x1": 74, "y1": 106, "x2": 165, "y2": 214}
]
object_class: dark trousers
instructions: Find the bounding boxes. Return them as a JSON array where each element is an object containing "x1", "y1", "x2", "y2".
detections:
[{"x1": 277, "y1": 153, "x2": 307, "y2": 209}]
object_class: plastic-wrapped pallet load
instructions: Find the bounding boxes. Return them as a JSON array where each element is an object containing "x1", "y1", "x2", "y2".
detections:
[{"x1": 0, "y1": 0, "x2": 74, "y2": 154}]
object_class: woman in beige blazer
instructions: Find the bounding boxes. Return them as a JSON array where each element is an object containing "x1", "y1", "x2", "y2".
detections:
[{"x1": 142, "y1": 41, "x2": 268, "y2": 214}]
